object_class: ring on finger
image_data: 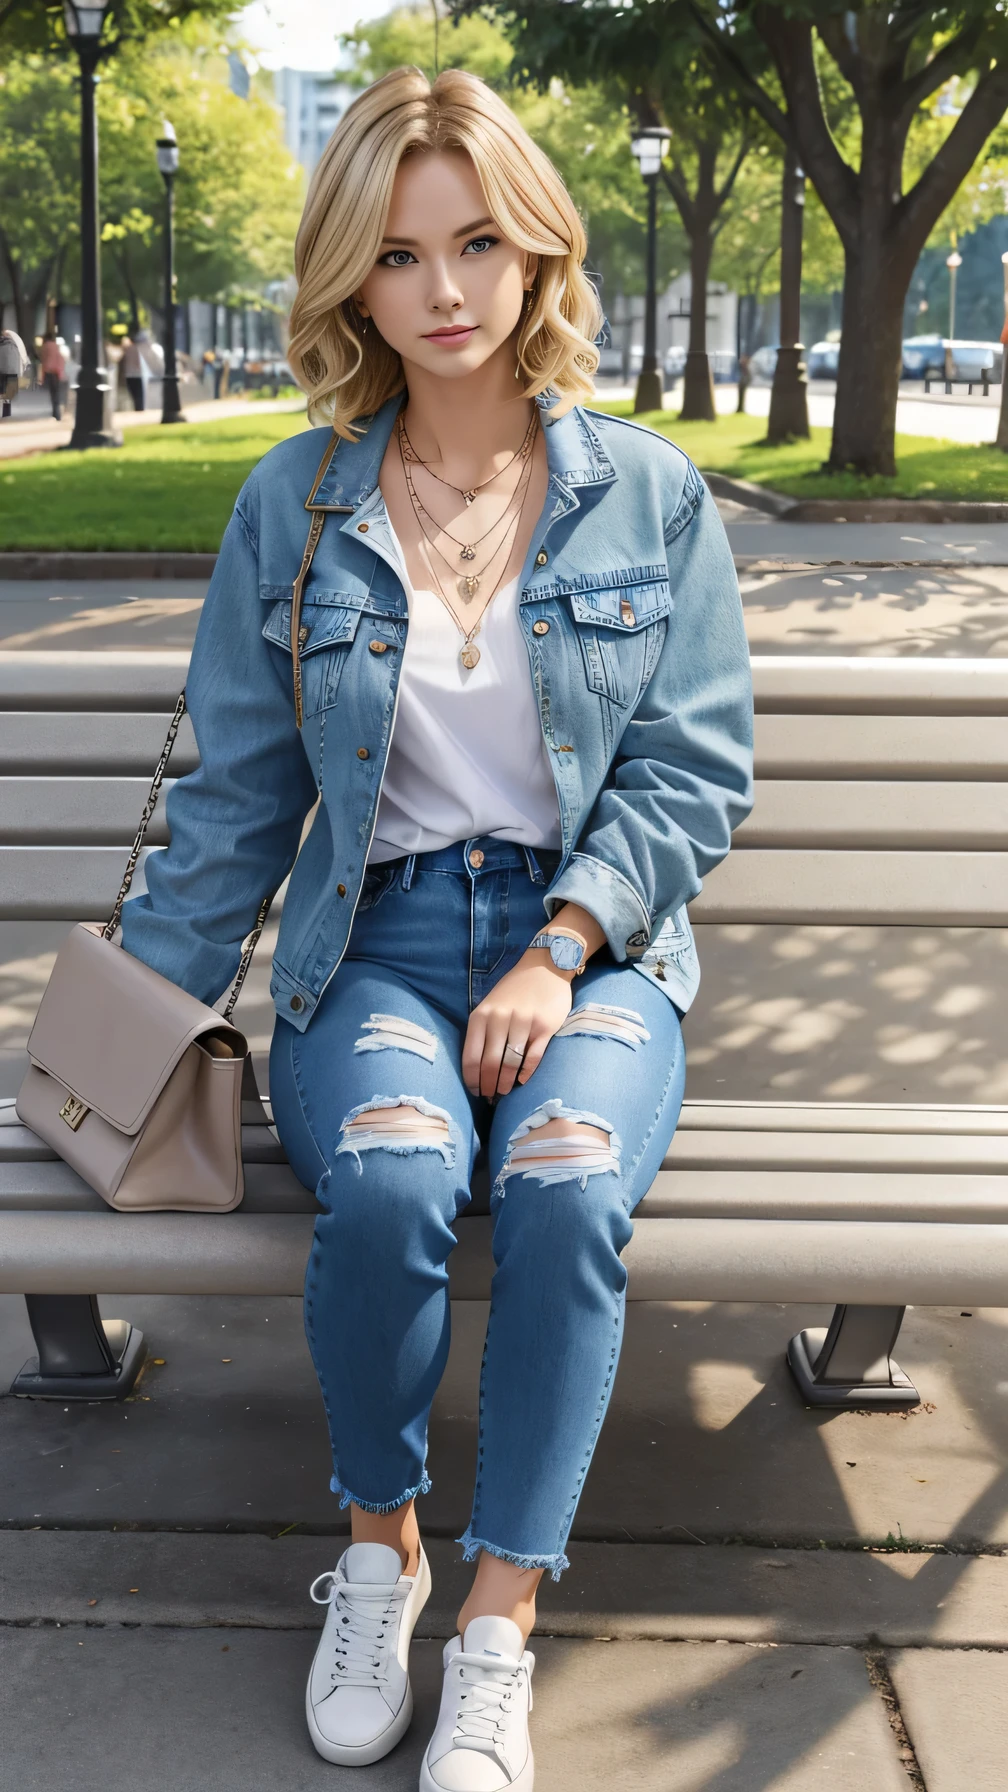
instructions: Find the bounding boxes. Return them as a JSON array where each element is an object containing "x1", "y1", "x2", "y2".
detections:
[{"x1": 503, "y1": 1042, "x2": 524, "y2": 1061}]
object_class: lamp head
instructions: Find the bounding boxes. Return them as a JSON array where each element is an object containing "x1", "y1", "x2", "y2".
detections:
[
  {"x1": 62, "y1": 0, "x2": 112, "y2": 45},
  {"x1": 156, "y1": 120, "x2": 180, "y2": 178},
  {"x1": 946, "y1": 250, "x2": 963, "y2": 270},
  {"x1": 631, "y1": 127, "x2": 671, "y2": 180}
]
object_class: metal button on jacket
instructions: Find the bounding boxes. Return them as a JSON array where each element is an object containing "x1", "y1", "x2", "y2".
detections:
[
  {"x1": 298, "y1": 625, "x2": 310, "y2": 646},
  {"x1": 357, "y1": 747, "x2": 369, "y2": 759},
  {"x1": 532, "y1": 619, "x2": 550, "y2": 635},
  {"x1": 468, "y1": 847, "x2": 485, "y2": 869},
  {"x1": 357, "y1": 522, "x2": 369, "y2": 533},
  {"x1": 336, "y1": 882, "x2": 346, "y2": 897},
  {"x1": 535, "y1": 550, "x2": 548, "y2": 566},
  {"x1": 289, "y1": 994, "x2": 305, "y2": 1012},
  {"x1": 368, "y1": 639, "x2": 389, "y2": 654},
  {"x1": 625, "y1": 930, "x2": 649, "y2": 953}
]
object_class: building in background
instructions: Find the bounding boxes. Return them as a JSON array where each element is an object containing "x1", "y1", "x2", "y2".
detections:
[{"x1": 273, "y1": 67, "x2": 351, "y2": 175}]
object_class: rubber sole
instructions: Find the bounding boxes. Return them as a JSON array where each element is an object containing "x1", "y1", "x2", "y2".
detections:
[
  {"x1": 305, "y1": 1546, "x2": 433, "y2": 1767},
  {"x1": 419, "y1": 1742, "x2": 535, "y2": 1792}
]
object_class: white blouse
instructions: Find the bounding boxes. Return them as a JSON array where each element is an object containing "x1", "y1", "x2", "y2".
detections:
[{"x1": 368, "y1": 564, "x2": 562, "y2": 865}]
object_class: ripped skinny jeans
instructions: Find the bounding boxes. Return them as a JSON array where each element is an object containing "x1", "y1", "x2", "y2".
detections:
[{"x1": 269, "y1": 838, "x2": 686, "y2": 1580}]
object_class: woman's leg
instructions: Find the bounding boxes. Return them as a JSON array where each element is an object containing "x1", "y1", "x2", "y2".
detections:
[
  {"x1": 458, "y1": 963, "x2": 686, "y2": 1636},
  {"x1": 270, "y1": 956, "x2": 480, "y2": 1549}
]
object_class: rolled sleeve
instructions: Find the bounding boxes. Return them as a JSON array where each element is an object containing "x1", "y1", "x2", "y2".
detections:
[{"x1": 543, "y1": 852, "x2": 652, "y2": 962}]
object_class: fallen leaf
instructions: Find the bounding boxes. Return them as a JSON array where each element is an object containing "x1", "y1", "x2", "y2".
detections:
[
  {"x1": 153, "y1": 1358, "x2": 166, "y2": 1366},
  {"x1": 129, "y1": 1588, "x2": 139, "y2": 1594},
  {"x1": 221, "y1": 1358, "x2": 232, "y2": 1364},
  {"x1": 88, "y1": 1599, "x2": 97, "y2": 1607}
]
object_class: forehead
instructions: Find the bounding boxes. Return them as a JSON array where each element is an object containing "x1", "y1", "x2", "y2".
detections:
[{"x1": 384, "y1": 149, "x2": 487, "y2": 231}]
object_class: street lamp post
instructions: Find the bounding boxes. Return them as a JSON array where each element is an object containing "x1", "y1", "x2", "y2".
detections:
[
  {"x1": 767, "y1": 146, "x2": 810, "y2": 443},
  {"x1": 996, "y1": 251, "x2": 1008, "y2": 453},
  {"x1": 156, "y1": 121, "x2": 184, "y2": 424},
  {"x1": 630, "y1": 127, "x2": 670, "y2": 414},
  {"x1": 62, "y1": 0, "x2": 122, "y2": 450},
  {"x1": 946, "y1": 249, "x2": 962, "y2": 342}
]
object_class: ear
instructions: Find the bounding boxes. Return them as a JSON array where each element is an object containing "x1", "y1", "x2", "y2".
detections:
[
  {"x1": 351, "y1": 292, "x2": 370, "y2": 318},
  {"x1": 522, "y1": 254, "x2": 540, "y2": 292}
]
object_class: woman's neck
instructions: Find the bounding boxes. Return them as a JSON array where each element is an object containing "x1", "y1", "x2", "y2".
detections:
[{"x1": 399, "y1": 337, "x2": 536, "y2": 489}]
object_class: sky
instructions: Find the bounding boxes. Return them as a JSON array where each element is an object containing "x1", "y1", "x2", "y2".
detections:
[{"x1": 236, "y1": 0, "x2": 395, "y2": 72}]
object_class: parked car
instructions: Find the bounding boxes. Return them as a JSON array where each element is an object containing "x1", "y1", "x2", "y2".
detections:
[
  {"x1": 663, "y1": 345, "x2": 687, "y2": 382},
  {"x1": 901, "y1": 335, "x2": 1002, "y2": 382},
  {"x1": 595, "y1": 343, "x2": 625, "y2": 378},
  {"x1": 806, "y1": 340, "x2": 840, "y2": 379}
]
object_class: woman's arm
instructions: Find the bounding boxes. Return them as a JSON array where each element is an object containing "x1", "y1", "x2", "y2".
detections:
[{"x1": 119, "y1": 485, "x2": 319, "y2": 1006}]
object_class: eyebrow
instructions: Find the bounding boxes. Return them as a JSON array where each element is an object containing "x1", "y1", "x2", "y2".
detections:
[{"x1": 379, "y1": 217, "x2": 496, "y2": 248}]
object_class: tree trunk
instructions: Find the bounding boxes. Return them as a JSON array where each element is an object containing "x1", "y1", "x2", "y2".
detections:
[
  {"x1": 680, "y1": 224, "x2": 715, "y2": 422},
  {"x1": 828, "y1": 233, "x2": 908, "y2": 477}
]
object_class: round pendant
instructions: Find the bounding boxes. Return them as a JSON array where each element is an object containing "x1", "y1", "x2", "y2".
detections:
[
  {"x1": 458, "y1": 574, "x2": 481, "y2": 601},
  {"x1": 459, "y1": 544, "x2": 476, "y2": 562},
  {"x1": 460, "y1": 644, "x2": 481, "y2": 669}
]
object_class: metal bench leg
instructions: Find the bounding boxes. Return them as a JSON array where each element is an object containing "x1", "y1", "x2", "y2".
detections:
[
  {"x1": 787, "y1": 1305, "x2": 919, "y2": 1409},
  {"x1": 11, "y1": 1295, "x2": 147, "y2": 1401}
]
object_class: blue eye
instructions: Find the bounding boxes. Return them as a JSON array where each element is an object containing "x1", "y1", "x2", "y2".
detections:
[
  {"x1": 379, "y1": 249, "x2": 416, "y2": 268},
  {"x1": 463, "y1": 236, "x2": 498, "y2": 255}
]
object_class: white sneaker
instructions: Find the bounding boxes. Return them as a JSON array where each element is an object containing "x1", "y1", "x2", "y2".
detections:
[
  {"x1": 420, "y1": 1615, "x2": 535, "y2": 1791},
  {"x1": 306, "y1": 1540, "x2": 432, "y2": 1765}
]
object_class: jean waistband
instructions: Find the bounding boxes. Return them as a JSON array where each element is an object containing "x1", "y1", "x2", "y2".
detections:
[{"x1": 381, "y1": 837, "x2": 563, "y2": 889}]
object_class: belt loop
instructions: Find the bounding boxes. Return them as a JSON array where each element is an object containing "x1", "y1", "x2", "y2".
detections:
[
  {"x1": 402, "y1": 853, "x2": 417, "y2": 891},
  {"x1": 523, "y1": 846, "x2": 546, "y2": 886}
]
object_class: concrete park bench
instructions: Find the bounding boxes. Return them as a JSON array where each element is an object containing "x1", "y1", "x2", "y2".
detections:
[{"x1": 1, "y1": 650, "x2": 1007, "y2": 1414}]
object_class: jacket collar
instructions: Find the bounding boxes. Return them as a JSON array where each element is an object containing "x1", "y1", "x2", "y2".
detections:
[{"x1": 306, "y1": 391, "x2": 616, "y2": 511}]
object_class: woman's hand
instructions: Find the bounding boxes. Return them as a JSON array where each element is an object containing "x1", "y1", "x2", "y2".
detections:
[{"x1": 462, "y1": 956, "x2": 574, "y2": 1099}]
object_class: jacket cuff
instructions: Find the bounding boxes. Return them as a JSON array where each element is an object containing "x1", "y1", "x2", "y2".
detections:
[{"x1": 543, "y1": 852, "x2": 652, "y2": 963}]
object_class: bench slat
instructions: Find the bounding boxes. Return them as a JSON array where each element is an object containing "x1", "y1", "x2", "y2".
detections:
[
  {"x1": 3, "y1": 1210, "x2": 1008, "y2": 1304},
  {"x1": 7, "y1": 777, "x2": 1007, "y2": 851},
  {"x1": 754, "y1": 714, "x2": 1008, "y2": 779},
  {"x1": 693, "y1": 849, "x2": 1008, "y2": 923},
  {"x1": 0, "y1": 714, "x2": 199, "y2": 777}
]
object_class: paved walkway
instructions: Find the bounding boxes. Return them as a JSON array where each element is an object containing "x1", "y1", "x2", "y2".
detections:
[
  {"x1": 0, "y1": 393, "x2": 306, "y2": 460},
  {"x1": 597, "y1": 376, "x2": 1007, "y2": 444}
]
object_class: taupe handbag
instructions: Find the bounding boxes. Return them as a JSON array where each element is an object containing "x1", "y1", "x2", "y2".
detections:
[{"x1": 15, "y1": 432, "x2": 345, "y2": 1211}]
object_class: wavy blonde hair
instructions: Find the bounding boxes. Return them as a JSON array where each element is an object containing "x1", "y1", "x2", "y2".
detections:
[{"x1": 287, "y1": 66, "x2": 601, "y2": 436}]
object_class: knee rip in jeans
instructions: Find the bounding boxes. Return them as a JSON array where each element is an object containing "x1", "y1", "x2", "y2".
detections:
[
  {"x1": 493, "y1": 1096, "x2": 621, "y2": 1199},
  {"x1": 555, "y1": 1002, "x2": 650, "y2": 1050},
  {"x1": 333, "y1": 1095, "x2": 454, "y2": 1173},
  {"x1": 353, "y1": 1012, "x2": 439, "y2": 1064}
]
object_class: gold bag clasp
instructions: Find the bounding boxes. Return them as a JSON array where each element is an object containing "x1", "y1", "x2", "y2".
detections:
[{"x1": 59, "y1": 1093, "x2": 89, "y2": 1131}]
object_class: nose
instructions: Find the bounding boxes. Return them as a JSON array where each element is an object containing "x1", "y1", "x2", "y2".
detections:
[{"x1": 428, "y1": 254, "x2": 464, "y2": 314}]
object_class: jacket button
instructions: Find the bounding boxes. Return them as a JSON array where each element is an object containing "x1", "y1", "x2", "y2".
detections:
[
  {"x1": 368, "y1": 639, "x2": 389, "y2": 654},
  {"x1": 337, "y1": 882, "x2": 346, "y2": 897},
  {"x1": 468, "y1": 847, "x2": 485, "y2": 869},
  {"x1": 298, "y1": 625, "x2": 310, "y2": 646},
  {"x1": 289, "y1": 994, "x2": 304, "y2": 1013},
  {"x1": 357, "y1": 746, "x2": 369, "y2": 759},
  {"x1": 357, "y1": 522, "x2": 369, "y2": 533},
  {"x1": 626, "y1": 931, "x2": 649, "y2": 953},
  {"x1": 535, "y1": 551, "x2": 548, "y2": 566},
  {"x1": 532, "y1": 619, "x2": 550, "y2": 635}
]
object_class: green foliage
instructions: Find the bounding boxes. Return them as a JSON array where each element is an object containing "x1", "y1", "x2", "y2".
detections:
[{"x1": 0, "y1": 0, "x2": 235, "y2": 58}]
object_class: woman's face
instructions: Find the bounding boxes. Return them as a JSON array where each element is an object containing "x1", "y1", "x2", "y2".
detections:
[{"x1": 355, "y1": 150, "x2": 534, "y2": 381}]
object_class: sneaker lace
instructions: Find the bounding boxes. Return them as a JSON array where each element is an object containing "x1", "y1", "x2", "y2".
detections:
[
  {"x1": 452, "y1": 1649, "x2": 524, "y2": 1755},
  {"x1": 311, "y1": 1575, "x2": 401, "y2": 1690}
]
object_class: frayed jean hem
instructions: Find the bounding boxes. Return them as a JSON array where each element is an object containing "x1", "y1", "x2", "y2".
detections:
[
  {"x1": 331, "y1": 1467, "x2": 432, "y2": 1513},
  {"x1": 456, "y1": 1524, "x2": 570, "y2": 1583}
]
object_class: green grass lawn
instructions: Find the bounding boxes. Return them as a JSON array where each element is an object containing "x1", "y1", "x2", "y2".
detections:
[
  {"x1": 0, "y1": 411, "x2": 313, "y2": 551},
  {"x1": 593, "y1": 402, "x2": 1008, "y2": 502},
  {"x1": 1, "y1": 398, "x2": 1005, "y2": 550}
]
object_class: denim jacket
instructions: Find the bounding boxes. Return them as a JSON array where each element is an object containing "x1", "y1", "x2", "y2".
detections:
[{"x1": 120, "y1": 394, "x2": 753, "y2": 1027}]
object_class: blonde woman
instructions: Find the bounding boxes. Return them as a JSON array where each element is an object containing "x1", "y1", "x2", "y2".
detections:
[{"x1": 121, "y1": 66, "x2": 752, "y2": 1790}]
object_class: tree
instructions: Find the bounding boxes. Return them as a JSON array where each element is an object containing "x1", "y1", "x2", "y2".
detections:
[
  {"x1": 0, "y1": 0, "x2": 233, "y2": 56},
  {"x1": 695, "y1": 1, "x2": 1008, "y2": 475},
  {"x1": 0, "y1": 56, "x2": 79, "y2": 359}
]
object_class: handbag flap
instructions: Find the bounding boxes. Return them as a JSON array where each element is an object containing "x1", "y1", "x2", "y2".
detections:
[{"x1": 26, "y1": 923, "x2": 247, "y2": 1135}]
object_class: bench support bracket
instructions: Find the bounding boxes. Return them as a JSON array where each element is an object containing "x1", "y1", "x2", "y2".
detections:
[
  {"x1": 787, "y1": 1304, "x2": 919, "y2": 1409},
  {"x1": 11, "y1": 1295, "x2": 147, "y2": 1401}
]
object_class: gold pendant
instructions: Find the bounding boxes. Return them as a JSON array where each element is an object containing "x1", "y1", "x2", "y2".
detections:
[
  {"x1": 458, "y1": 574, "x2": 480, "y2": 601},
  {"x1": 460, "y1": 643, "x2": 480, "y2": 669},
  {"x1": 462, "y1": 490, "x2": 477, "y2": 506},
  {"x1": 459, "y1": 544, "x2": 476, "y2": 562}
]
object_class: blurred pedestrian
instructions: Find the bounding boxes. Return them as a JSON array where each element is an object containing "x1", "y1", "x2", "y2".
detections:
[
  {"x1": 40, "y1": 330, "x2": 68, "y2": 419},
  {"x1": 121, "y1": 335, "x2": 144, "y2": 410},
  {"x1": 0, "y1": 328, "x2": 29, "y2": 419}
]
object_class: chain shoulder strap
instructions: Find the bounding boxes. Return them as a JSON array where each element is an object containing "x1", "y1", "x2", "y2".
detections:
[{"x1": 103, "y1": 692, "x2": 274, "y2": 1021}]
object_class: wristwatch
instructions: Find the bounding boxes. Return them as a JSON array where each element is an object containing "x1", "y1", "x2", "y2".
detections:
[{"x1": 529, "y1": 928, "x2": 588, "y2": 976}]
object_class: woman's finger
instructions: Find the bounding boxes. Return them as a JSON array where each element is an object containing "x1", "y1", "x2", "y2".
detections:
[
  {"x1": 462, "y1": 1008, "x2": 487, "y2": 1095},
  {"x1": 495, "y1": 1018, "x2": 531, "y2": 1097},
  {"x1": 480, "y1": 1011, "x2": 513, "y2": 1101},
  {"x1": 517, "y1": 1026, "x2": 552, "y2": 1084}
]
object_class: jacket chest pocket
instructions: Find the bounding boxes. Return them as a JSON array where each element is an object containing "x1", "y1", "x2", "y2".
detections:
[
  {"x1": 260, "y1": 590, "x2": 399, "y2": 720},
  {"x1": 560, "y1": 576, "x2": 672, "y2": 708}
]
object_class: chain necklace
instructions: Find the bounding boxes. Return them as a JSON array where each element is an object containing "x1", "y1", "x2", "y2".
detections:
[
  {"x1": 397, "y1": 415, "x2": 534, "y2": 576},
  {"x1": 400, "y1": 426, "x2": 535, "y2": 605},
  {"x1": 399, "y1": 434, "x2": 531, "y2": 670},
  {"x1": 398, "y1": 409, "x2": 537, "y2": 506}
]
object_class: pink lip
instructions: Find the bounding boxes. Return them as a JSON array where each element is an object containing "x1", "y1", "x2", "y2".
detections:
[{"x1": 423, "y1": 325, "x2": 477, "y2": 342}]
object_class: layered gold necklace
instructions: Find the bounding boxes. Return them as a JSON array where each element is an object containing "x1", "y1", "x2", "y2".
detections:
[{"x1": 397, "y1": 414, "x2": 537, "y2": 669}]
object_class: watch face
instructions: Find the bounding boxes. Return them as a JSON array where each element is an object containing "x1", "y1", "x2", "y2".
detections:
[{"x1": 546, "y1": 933, "x2": 585, "y2": 972}]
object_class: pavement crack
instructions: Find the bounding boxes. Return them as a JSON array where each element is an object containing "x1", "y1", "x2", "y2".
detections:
[{"x1": 866, "y1": 1651, "x2": 927, "y2": 1790}]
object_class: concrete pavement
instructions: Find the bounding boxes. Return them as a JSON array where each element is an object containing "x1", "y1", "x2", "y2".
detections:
[
  {"x1": 598, "y1": 375, "x2": 1007, "y2": 444},
  {"x1": 0, "y1": 392, "x2": 306, "y2": 460}
]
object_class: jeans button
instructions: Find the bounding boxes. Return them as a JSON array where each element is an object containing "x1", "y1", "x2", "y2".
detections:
[{"x1": 468, "y1": 847, "x2": 485, "y2": 869}]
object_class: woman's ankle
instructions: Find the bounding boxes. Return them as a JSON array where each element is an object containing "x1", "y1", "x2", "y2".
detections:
[
  {"x1": 457, "y1": 1550, "x2": 543, "y2": 1647},
  {"x1": 349, "y1": 1499, "x2": 421, "y2": 1576}
]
